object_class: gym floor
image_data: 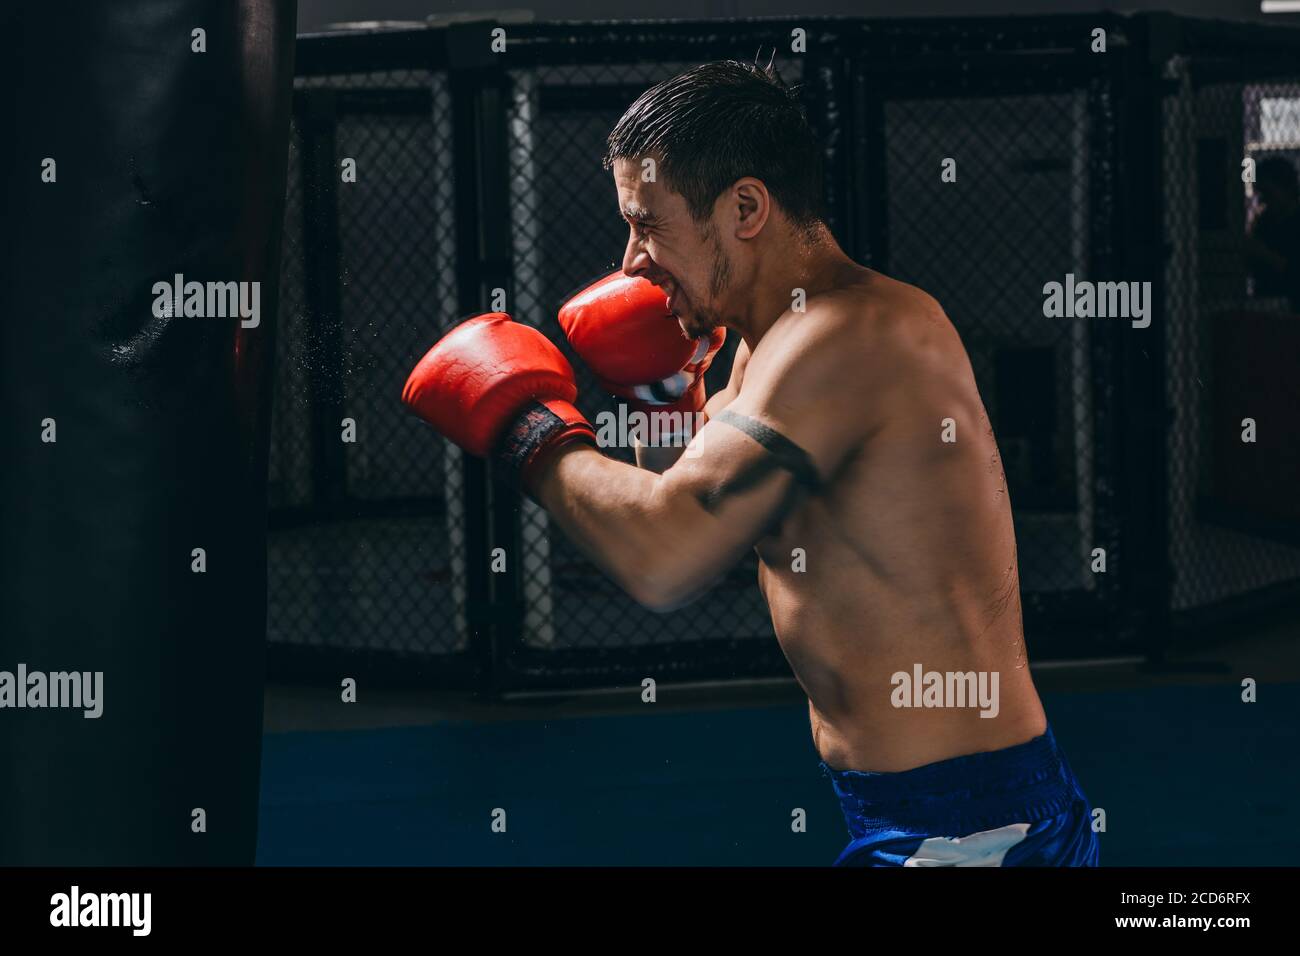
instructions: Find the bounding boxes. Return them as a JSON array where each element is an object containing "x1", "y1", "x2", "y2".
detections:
[{"x1": 256, "y1": 617, "x2": 1300, "y2": 865}]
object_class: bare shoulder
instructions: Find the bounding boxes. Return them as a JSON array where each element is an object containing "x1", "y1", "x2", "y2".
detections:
[
  {"x1": 744, "y1": 269, "x2": 958, "y2": 403},
  {"x1": 715, "y1": 269, "x2": 963, "y2": 477},
  {"x1": 821, "y1": 269, "x2": 957, "y2": 363}
]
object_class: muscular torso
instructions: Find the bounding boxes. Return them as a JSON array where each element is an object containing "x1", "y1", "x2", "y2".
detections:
[{"x1": 720, "y1": 270, "x2": 1046, "y2": 772}]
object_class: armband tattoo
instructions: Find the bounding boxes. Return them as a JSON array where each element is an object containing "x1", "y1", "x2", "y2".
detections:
[{"x1": 698, "y1": 410, "x2": 821, "y2": 514}]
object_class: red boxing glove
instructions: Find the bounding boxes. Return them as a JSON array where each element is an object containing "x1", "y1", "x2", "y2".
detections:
[
  {"x1": 402, "y1": 313, "x2": 595, "y2": 486},
  {"x1": 558, "y1": 272, "x2": 726, "y2": 416}
]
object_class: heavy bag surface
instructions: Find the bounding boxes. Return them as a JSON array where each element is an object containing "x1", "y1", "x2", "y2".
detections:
[{"x1": 1, "y1": 1, "x2": 295, "y2": 864}]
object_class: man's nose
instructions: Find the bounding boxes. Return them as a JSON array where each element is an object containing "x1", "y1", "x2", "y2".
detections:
[{"x1": 622, "y1": 233, "x2": 650, "y2": 278}]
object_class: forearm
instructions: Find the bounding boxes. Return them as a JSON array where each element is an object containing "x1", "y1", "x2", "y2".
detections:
[{"x1": 532, "y1": 445, "x2": 698, "y2": 609}]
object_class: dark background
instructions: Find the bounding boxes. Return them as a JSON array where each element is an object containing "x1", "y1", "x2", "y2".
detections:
[{"x1": 298, "y1": 0, "x2": 1294, "y2": 32}]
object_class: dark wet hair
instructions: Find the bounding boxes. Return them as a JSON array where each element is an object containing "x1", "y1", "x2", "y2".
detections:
[{"x1": 604, "y1": 59, "x2": 825, "y2": 228}]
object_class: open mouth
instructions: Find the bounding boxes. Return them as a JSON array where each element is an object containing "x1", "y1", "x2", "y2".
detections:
[{"x1": 657, "y1": 280, "x2": 678, "y2": 315}]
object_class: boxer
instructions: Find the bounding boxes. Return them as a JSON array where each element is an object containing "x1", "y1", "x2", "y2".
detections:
[{"x1": 404, "y1": 60, "x2": 1099, "y2": 866}]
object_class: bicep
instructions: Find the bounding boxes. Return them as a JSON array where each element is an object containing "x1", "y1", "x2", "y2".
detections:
[
  {"x1": 634, "y1": 417, "x2": 806, "y2": 604},
  {"x1": 710, "y1": 331, "x2": 874, "y2": 491},
  {"x1": 664, "y1": 318, "x2": 876, "y2": 533},
  {"x1": 536, "y1": 432, "x2": 797, "y2": 611}
]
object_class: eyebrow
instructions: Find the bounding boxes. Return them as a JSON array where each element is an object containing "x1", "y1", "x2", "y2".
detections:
[{"x1": 621, "y1": 205, "x2": 658, "y2": 224}]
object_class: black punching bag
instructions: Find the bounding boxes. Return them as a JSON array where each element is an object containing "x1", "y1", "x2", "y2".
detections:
[{"x1": 1, "y1": 2, "x2": 295, "y2": 864}]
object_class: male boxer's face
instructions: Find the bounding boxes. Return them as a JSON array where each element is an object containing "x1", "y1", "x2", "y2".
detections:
[{"x1": 614, "y1": 158, "x2": 734, "y2": 339}]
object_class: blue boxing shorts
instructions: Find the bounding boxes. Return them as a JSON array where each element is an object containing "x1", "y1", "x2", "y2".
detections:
[{"x1": 821, "y1": 724, "x2": 1099, "y2": 866}]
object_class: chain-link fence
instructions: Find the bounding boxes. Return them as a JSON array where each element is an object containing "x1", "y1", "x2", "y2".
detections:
[
  {"x1": 1161, "y1": 20, "x2": 1300, "y2": 641},
  {"x1": 864, "y1": 49, "x2": 1126, "y2": 642},
  {"x1": 268, "y1": 56, "x2": 475, "y2": 685},
  {"x1": 267, "y1": 14, "x2": 1300, "y2": 691}
]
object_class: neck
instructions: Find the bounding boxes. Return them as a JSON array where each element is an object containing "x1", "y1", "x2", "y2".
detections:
[{"x1": 728, "y1": 224, "x2": 857, "y2": 351}]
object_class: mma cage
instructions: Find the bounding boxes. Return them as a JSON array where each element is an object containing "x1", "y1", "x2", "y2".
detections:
[{"x1": 265, "y1": 13, "x2": 1300, "y2": 693}]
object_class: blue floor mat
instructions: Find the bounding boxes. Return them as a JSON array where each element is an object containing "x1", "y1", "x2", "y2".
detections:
[{"x1": 255, "y1": 681, "x2": 1300, "y2": 865}]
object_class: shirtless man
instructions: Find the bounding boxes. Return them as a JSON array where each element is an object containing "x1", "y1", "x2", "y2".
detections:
[{"x1": 403, "y1": 61, "x2": 1099, "y2": 866}]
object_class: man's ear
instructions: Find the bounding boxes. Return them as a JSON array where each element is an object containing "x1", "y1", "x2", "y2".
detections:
[{"x1": 733, "y1": 178, "x2": 771, "y2": 240}]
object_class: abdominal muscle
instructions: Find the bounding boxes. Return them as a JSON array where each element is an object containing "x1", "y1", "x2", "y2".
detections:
[{"x1": 754, "y1": 447, "x2": 1047, "y2": 774}]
